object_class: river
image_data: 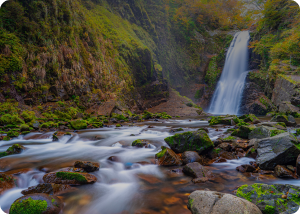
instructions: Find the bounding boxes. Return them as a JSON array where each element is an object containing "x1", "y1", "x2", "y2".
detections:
[{"x1": 0, "y1": 117, "x2": 297, "y2": 214}]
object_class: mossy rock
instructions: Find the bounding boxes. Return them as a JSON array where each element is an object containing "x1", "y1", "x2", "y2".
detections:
[
  {"x1": 9, "y1": 193, "x2": 63, "y2": 214},
  {"x1": 209, "y1": 115, "x2": 236, "y2": 126},
  {"x1": 3, "y1": 136, "x2": 10, "y2": 141},
  {"x1": 6, "y1": 144, "x2": 25, "y2": 155},
  {"x1": 239, "y1": 114, "x2": 259, "y2": 123},
  {"x1": 22, "y1": 131, "x2": 31, "y2": 135},
  {"x1": 20, "y1": 124, "x2": 30, "y2": 132},
  {"x1": 43, "y1": 171, "x2": 97, "y2": 185},
  {"x1": 155, "y1": 146, "x2": 182, "y2": 166},
  {"x1": 7, "y1": 130, "x2": 20, "y2": 138},
  {"x1": 164, "y1": 130, "x2": 213, "y2": 154},
  {"x1": 231, "y1": 125, "x2": 256, "y2": 139},
  {"x1": 21, "y1": 111, "x2": 36, "y2": 123},
  {"x1": 237, "y1": 183, "x2": 300, "y2": 214},
  {"x1": 70, "y1": 120, "x2": 87, "y2": 130},
  {"x1": 131, "y1": 139, "x2": 144, "y2": 147},
  {"x1": 0, "y1": 114, "x2": 24, "y2": 126},
  {"x1": 116, "y1": 124, "x2": 121, "y2": 127}
]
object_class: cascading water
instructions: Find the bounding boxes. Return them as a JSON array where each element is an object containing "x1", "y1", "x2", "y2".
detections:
[{"x1": 208, "y1": 31, "x2": 250, "y2": 115}]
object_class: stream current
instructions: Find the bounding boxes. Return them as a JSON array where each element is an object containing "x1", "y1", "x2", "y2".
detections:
[{"x1": 0, "y1": 118, "x2": 297, "y2": 214}]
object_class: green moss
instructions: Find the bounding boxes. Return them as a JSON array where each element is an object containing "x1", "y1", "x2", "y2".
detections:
[
  {"x1": 188, "y1": 198, "x2": 194, "y2": 208},
  {"x1": 70, "y1": 120, "x2": 87, "y2": 130},
  {"x1": 276, "y1": 122, "x2": 286, "y2": 128},
  {"x1": 156, "y1": 146, "x2": 167, "y2": 159},
  {"x1": 214, "y1": 148, "x2": 221, "y2": 154},
  {"x1": 236, "y1": 185, "x2": 253, "y2": 202},
  {"x1": 0, "y1": 152, "x2": 7, "y2": 158},
  {"x1": 21, "y1": 111, "x2": 35, "y2": 123},
  {"x1": 116, "y1": 124, "x2": 121, "y2": 127},
  {"x1": 56, "y1": 172, "x2": 87, "y2": 183},
  {"x1": 132, "y1": 139, "x2": 143, "y2": 147},
  {"x1": 7, "y1": 131, "x2": 19, "y2": 138},
  {"x1": 9, "y1": 197, "x2": 48, "y2": 214},
  {"x1": 222, "y1": 136, "x2": 236, "y2": 141},
  {"x1": 270, "y1": 130, "x2": 285, "y2": 137},
  {"x1": 3, "y1": 136, "x2": 10, "y2": 141},
  {"x1": 20, "y1": 124, "x2": 29, "y2": 132},
  {"x1": 296, "y1": 129, "x2": 300, "y2": 136},
  {"x1": 264, "y1": 205, "x2": 275, "y2": 214},
  {"x1": 64, "y1": 132, "x2": 72, "y2": 135},
  {"x1": 21, "y1": 131, "x2": 31, "y2": 135}
]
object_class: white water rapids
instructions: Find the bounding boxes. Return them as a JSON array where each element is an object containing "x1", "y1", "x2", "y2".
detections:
[{"x1": 209, "y1": 31, "x2": 250, "y2": 115}]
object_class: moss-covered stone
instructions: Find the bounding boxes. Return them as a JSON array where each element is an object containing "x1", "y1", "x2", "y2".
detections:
[
  {"x1": 237, "y1": 183, "x2": 300, "y2": 214},
  {"x1": 132, "y1": 139, "x2": 144, "y2": 147},
  {"x1": 21, "y1": 111, "x2": 35, "y2": 123},
  {"x1": 231, "y1": 125, "x2": 256, "y2": 139},
  {"x1": 56, "y1": 172, "x2": 87, "y2": 183},
  {"x1": 3, "y1": 136, "x2": 10, "y2": 141},
  {"x1": 20, "y1": 124, "x2": 30, "y2": 132},
  {"x1": 239, "y1": 114, "x2": 259, "y2": 123},
  {"x1": 116, "y1": 124, "x2": 121, "y2": 127},
  {"x1": 10, "y1": 197, "x2": 47, "y2": 214},
  {"x1": 70, "y1": 120, "x2": 87, "y2": 130},
  {"x1": 164, "y1": 130, "x2": 213, "y2": 154},
  {"x1": 7, "y1": 130, "x2": 19, "y2": 138}
]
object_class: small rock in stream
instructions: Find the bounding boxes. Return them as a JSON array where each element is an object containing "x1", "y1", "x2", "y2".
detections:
[
  {"x1": 21, "y1": 183, "x2": 76, "y2": 196},
  {"x1": 43, "y1": 171, "x2": 97, "y2": 185},
  {"x1": 74, "y1": 161, "x2": 100, "y2": 172}
]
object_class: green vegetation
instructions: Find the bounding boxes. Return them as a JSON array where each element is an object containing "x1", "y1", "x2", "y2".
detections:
[
  {"x1": 56, "y1": 172, "x2": 87, "y2": 183},
  {"x1": 156, "y1": 146, "x2": 167, "y2": 159},
  {"x1": 9, "y1": 197, "x2": 48, "y2": 214},
  {"x1": 70, "y1": 120, "x2": 87, "y2": 130},
  {"x1": 132, "y1": 139, "x2": 143, "y2": 147},
  {"x1": 222, "y1": 136, "x2": 236, "y2": 141}
]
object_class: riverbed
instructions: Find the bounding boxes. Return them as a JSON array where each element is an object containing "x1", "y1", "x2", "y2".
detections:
[{"x1": 0, "y1": 117, "x2": 299, "y2": 214}]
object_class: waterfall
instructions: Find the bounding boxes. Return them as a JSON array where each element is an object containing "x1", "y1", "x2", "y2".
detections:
[{"x1": 208, "y1": 31, "x2": 250, "y2": 115}]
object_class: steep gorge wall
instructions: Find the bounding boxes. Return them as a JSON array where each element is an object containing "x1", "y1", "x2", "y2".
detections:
[{"x1": 0, "y1": 0, "x2": 233, "y2": 113}]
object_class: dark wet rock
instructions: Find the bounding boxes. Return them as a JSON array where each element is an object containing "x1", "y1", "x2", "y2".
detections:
[
  {"x1": 287, "y1": 165, "x2": 295, "y2": 172},
  {"x1": 32, "y1": 121, "x2": 40, "y2": 130},
  {"x1": 52, "y1": 134, "x2": 59, "y2": 142},
  {"x1": 296, "y1": 154, "x2": 300, "y2": 176},
  {"x1": 217, "y1": 143, "x2": 231, "y2": 151},
  {"x1": 21, "y1": 183, "x2": 76, "y2": 196},
  {"x1": 270, "y1": 115, "x2": 297, "y2": 127},
  {"x1": 164, "y1": 130, "x2": 213, "y2": 154},
  {"x1": 182, "y1": 151, "x2": 202, "y2": 165},
  {"x1": 107, "y1": 156, "x2": 121, "y2": 162},
  {"x1": 245, "y1": 147, "x2": 258, "y2": 159},
  {"x1": 218, "y1": 150, "x2": 237, "y2": 160},
  {"x1": 183, "y1": 162, "x2": 213, "y2": 183},
  {"x1": 231, "y1": 125, "x2": 256, "y2": 139},
  {"x1": 237, "y1": 183, "x2": 300, "y2": 214},
  {"x1": 188, "y1": 190, "x2": 262, "y2": 214},
  {"x1": 43, "y1": 171, "x2": 97, "y2": 185},
  {"x1": 0, "y1": 173, "x2": 15, "y2": 194},
  {"x1": 155, "y1": 146, "x2": 182, "y2": 166},
  {"x1": 59, "y1": 167, "x2": 86, "y2": 173},
  {"x1": 236, "y1": 164, "x2": 256, "y2": 173},
  {"x1": 213, "y1": 138, "x2": 223, "y2": 147},
  {"x1": 10, "y1": 193, "x2": 63, "y2": 214},
  {"x1": 274, "y1": 165, "x2": 298, "y2": 179},
  {"x1": 74, "y1": 161, "x2": 100, "y2": 172},
  {"x1": 256, "y1": 132, "x2": 300, "y2": 170}
]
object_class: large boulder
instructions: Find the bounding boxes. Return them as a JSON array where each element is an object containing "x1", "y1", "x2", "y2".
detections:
[
  {"x1": 249, "y1": 126, "x2": 285, "y2": 139},
  {"x1": 9, "y1": 193, "x2": 63, "y2": 214},
  {"x1": 74, "y1": 161, "x2": 100, "y2": 172},
  {"x1": 21, "y1": 183, "x2": 76, "y2": 196},
  {"x1": 155, "y1": 146, "x2": 182, "y2": 166},
  {"x1": 270, "y1": 115, "x2": 297, "y2": 126},
  {"x1": 43, "y1": 171, "x2": 97, "y2": 185},
  {"x1": 164, "y1": 130, "x2": 213, "y2": 154},
  {"x1": 256, "y1": 132, "x2": 300, "y2": 170},
  {"x1": 237, "y1": 183, "x2": 300, "y2": 214},
  {"x1": 188, "y1": 190, "x2": 262, "y2": 214},
  {"x1": 183, "y1": 162, "x2": 213, "y2": 183},
  {"x1": 182, "y1": 151, "x2": 203, "y2": 165}
]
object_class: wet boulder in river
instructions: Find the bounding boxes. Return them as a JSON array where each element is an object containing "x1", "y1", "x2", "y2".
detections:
[
  {"x1": 188, "y1": 190, "x2": 262, "y2": 214},
  {"x1": 164, "y1": 130, "x2": 213, "y2": 154},
  {"x1": 21, "y1": 183, "x2": 76, "y2": 196},
  {"x1": 231, "y1": 125, "x2": 256, "y2": 139},
  {"x1": 155, "y1": 146, "x2": 182, "y2": 166},
  {"x1": 239, "y1": 114, "x2": 260, "y2": 123},
  {"x1": 237, "y1": 183, "x2": 300, "y2": 214},
  {"x1": 270, "y1": 114, "x2": 297, "y2": 126},
  {"x1": 256, "y1": 132, "x2": 300, "y2": 170},
  {"x1": 10, "y1": 193, "x2": 63, "y2": 214},
  {"x1": 43, "y1": 171, "x2": 97, "y2": 185},
  {"x1": 182, "y1": 151, "x2": 203, "y2": 165},
  {"x1": 274, "y1": 165, "x2": 298, "y2": 179},
  {"x1": 183, "y1": 162, "x2": 213, "y2": 183},
  {"x1": 74, "y1": 161, "x2": 100, "y2": 172}
]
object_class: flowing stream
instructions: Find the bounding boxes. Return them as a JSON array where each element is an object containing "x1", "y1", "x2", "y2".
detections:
[
  {"x1": 209, "y1": 31, "x2": 250, "y2": 115},
  {"x1": 0, "y1": 118, "x2": 293, "y2": 214}
]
